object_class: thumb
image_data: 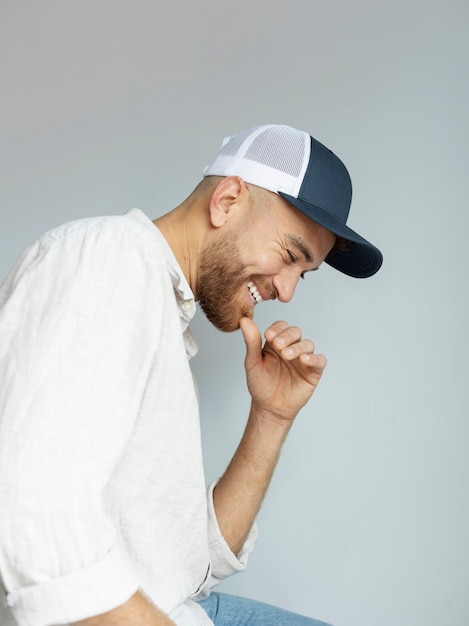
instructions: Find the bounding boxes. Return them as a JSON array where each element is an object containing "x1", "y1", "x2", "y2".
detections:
[{"x1": 239, "y1": 317, "x2": 263, "y2": 368}]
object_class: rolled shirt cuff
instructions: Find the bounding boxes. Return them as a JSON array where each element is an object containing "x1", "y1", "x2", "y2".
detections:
[
  {"x1": 6, "y1": 544, "x2": 140, "y2": 626},
  {"x1": 204, "y1": 480, "x2": 258, "y2": 585}
]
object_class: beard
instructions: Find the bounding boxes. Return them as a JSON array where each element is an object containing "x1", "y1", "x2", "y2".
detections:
[{"x1": 197, "y1": 230, "x2": 253, "y2": 332}]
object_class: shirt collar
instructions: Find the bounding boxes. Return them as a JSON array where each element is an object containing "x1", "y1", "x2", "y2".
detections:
[
  {"x1": 157, "y1": 236, "x2": 198, "y2": 359},
  {"x1": 128, "y1": 210, "x2": 198, "y2": 358},
  {"x1": 152, "y1": 225, "x2": 196, "y2": 325}
]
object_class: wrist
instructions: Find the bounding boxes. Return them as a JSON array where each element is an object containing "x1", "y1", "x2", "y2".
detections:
[
  {"x1": 250, "y1": 398, "x2": 298, "y2": 423},
  {"x1": 249, "y1": 403, "x2": 296, "y2": 437}
]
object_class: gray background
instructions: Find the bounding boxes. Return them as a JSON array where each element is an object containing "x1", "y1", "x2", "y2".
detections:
[{"x1": 1, "y1": 1, "x2": 468, "y2": 625}]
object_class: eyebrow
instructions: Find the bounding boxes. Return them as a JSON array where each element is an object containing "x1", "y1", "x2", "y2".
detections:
[{"x1": 286, "y1": 234, "x2": 314, "y2": 263}]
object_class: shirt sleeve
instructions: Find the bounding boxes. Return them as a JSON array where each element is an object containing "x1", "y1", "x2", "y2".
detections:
[
  {"x1": 0, "y1": 218, "x2": 167, "y2": 625},
  {"x1": 201, "y1": 480, "x2": 258, "y2": 593}
]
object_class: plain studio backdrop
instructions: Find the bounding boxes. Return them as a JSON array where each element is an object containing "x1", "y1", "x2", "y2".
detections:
[{"x1": 1, "y1": 2, "x2": 468, "y2": 625}]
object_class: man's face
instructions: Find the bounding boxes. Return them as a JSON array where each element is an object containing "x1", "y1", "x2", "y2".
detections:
[{"x1": 197, "y1": 193, "x2": 336, "y2": 332}]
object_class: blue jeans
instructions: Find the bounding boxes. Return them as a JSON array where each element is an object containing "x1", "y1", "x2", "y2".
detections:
[{"x1": 197, "y1": 592, "x2": 332, "y2": 625}]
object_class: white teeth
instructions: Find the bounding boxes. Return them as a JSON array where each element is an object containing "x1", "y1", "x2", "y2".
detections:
[{"x1": 247, "y1": 281, "x2": 263, "y2": 305}]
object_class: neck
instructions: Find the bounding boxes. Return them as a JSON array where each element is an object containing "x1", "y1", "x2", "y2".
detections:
[{"x1": 153, "y1": 198, "x2": 208, "y2": 297}]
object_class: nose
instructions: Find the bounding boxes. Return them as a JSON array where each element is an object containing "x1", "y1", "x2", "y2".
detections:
[{"x1": 273, "y1": 270, "x2": 301, "y2": 303}]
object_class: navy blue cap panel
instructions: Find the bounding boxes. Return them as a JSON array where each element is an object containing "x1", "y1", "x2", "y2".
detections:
[
  {"x1": 298, "y1": 138, "x2": 353, "y2": 223},
  {"x1": 278, "y1": 136, "x2": 382, "y2": 278},
  {"x1": 325, "y1": 241, "x2": 383, "y2": 278},
  {"x1": 278, "y1": 191, "x2": 383, "y2": 278}
]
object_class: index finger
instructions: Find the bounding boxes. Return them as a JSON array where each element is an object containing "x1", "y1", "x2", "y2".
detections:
[
  {"x1": 265, "y1": 321, "x2": 304, "y2": 351},
  {"x1": 264, "y1": 320, "x2": 289, "y2": 342}
]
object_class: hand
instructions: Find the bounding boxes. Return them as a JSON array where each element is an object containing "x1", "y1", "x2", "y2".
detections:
[{"x1": 240, "y1": 317, "x2": 327, "y2": 424}]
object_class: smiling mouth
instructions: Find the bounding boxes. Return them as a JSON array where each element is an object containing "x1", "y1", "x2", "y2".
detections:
[{"x1": 247, "y1": 281, "x2": 263, "y2": 306}]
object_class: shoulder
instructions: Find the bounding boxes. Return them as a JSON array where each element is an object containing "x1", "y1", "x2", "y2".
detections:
[
  {"x1": 40, "y1": 209, "x2": 164, "y2": 260},
  {"x1": 1, "y1": 210, "x2": 172, "y2": 306}
]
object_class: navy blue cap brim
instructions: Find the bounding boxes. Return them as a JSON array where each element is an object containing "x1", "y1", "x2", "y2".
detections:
[{"x1": 278, "y1": 191, "x2": 383, "y2": 278}]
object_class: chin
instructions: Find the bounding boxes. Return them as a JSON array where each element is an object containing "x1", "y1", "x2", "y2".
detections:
[{"x1": 200, "y1": 302, "x2": 253, "y2": 333}]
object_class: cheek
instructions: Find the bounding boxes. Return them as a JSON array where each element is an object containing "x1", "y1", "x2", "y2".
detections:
[
  {"x1": 251, "y1": 251, "x2": 282, "y2": 275},
  {"x1": 237, "y1": 231, "x2": 283, "y2": 275}
]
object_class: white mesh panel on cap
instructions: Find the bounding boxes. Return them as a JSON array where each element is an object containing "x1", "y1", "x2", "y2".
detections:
[
  {"x1": 244, "y1": 126, "x2": 306, "y2": 178},
  {"x1": 203, "y1": 124, "x2": 310, "y2": 198},
  {"x1": 219, "y1": 127, "x2": 255, "y2": 156}
]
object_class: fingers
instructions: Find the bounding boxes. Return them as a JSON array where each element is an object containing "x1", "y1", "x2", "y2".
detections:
[
  {"x1": 264, "y1": 320, "x2": 326, "y2": 367},
  {"x1": 265, "y1": 321, "x2": 301, "y2": 351},
  {"x1": 241, "y1": 318, "x2": 327, "y2": 371}
]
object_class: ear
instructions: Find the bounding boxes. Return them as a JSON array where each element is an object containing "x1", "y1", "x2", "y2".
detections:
[{"x1": 208, "y1": 176, "x2": 249, "y2": 228}]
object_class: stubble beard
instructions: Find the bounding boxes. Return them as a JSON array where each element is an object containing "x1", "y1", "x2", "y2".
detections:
[{"x1": 198, "y1": 231, "x2": 253, "y2": 332}]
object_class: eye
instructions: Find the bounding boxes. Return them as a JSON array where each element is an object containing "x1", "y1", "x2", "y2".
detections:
[
  {"x1": 287, "y1": 249, "x2": 297, "y2": 263},
  {"x1": 287, "y1": 249, "x2": 309, "y2": 280}
]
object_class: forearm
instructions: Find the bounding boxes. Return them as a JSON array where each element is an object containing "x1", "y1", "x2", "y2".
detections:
[
  {"x1": 73, "y1": 591, "x2": 176, "y2": 626},
  {"x1": 213, "y1": 404, "x2": 292, "y2": 555}
]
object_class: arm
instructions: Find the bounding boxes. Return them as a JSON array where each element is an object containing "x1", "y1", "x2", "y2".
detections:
[
  {"x1": 73, "y1": 592, "x2": 176, "y2": 626},
  {"x1": 213, "y1": 317, "x2": 327, "y2": 555},
  {"x1": 0, "y1": 223, "x2": 169, "y2": 623}
]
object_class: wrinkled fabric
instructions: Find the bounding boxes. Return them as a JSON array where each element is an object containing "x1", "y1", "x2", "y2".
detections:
[{"x1": 0, "y1": 209, "x2": 257, "y2": 626}]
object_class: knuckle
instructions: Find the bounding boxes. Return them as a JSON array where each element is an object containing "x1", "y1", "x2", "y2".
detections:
[
  {"x1": 272, "y1": 320, "x2": 287, "y2": 328},
  {"x1": 265, "y1": 320, "x2": 288, "y2": 339}
]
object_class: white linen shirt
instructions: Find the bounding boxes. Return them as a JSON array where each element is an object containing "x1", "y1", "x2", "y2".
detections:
[{"x1": 0, "y1": 209, "x2": 257, "y2": 626}]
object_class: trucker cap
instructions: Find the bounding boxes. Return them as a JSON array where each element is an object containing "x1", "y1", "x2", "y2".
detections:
[{"x1": 203, "y1": 124, "x2": 383, "y2": 278}]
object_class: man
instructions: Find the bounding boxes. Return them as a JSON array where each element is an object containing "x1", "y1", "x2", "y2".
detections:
[{"x1": 0, "y1": 124, "x2": 382, "y2": 626}]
